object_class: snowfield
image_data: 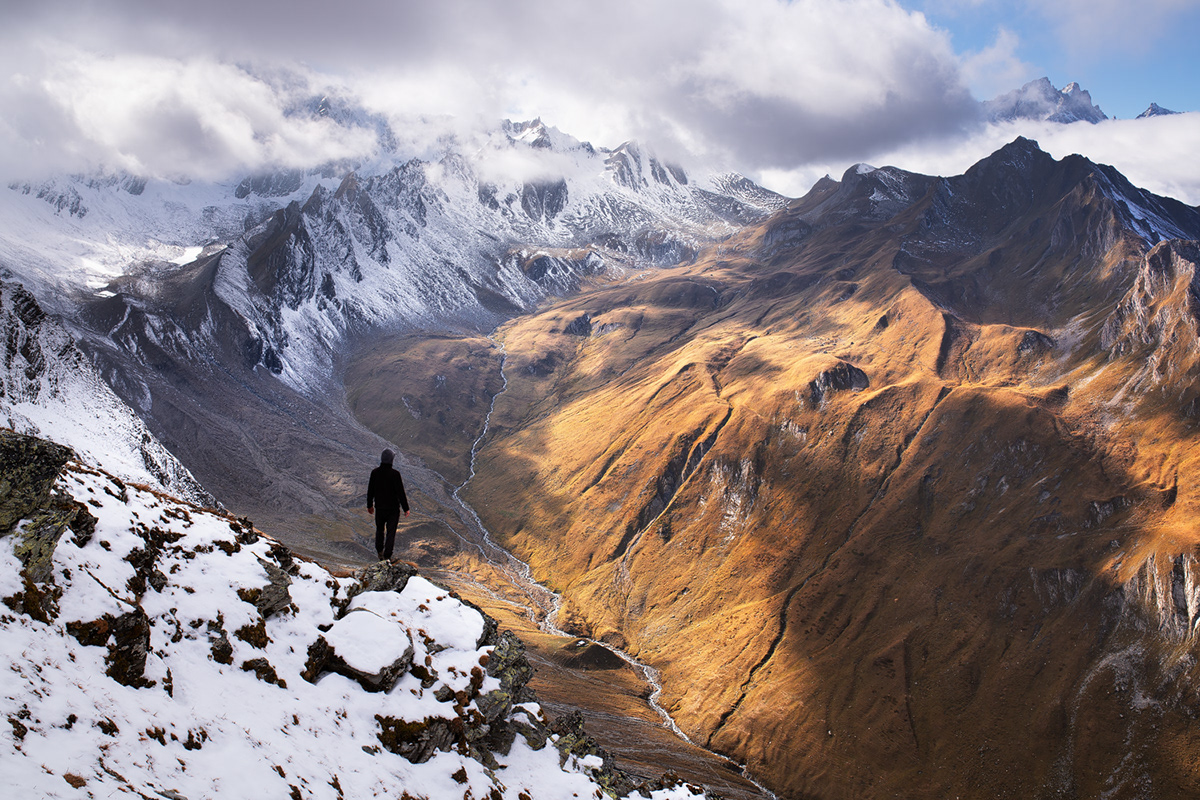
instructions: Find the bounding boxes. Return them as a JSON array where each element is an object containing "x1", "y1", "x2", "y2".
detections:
[{"x1": 1, "y1": 447, "x2": 706, "y2": 800}]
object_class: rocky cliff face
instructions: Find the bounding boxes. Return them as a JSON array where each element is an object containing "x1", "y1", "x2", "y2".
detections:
[
  {"x1": 429, "y1": 139, "x2": 1200, "y2": 799},
  {"x1": 1101, "y1": 239, "x2": 1200, "y2": 409}
]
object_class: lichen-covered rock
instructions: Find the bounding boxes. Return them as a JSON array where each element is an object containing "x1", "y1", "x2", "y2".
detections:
[
  {"x1": 474, "y1": 629, "x2": 538, "y2": 740},
  {"x1": 0, "y1": 430, "x2": 99, "y2": 621},
  {"x1": 0, "y1": 429, "x2": 73, "y2": 535},
  {"x1": 14, "y1": 504, "x2": 78, "y2": 584},
  {"x1": 550, "y1": 709, "x2": 639, "y2": 798},
  {"x1": 475, "y1": 684, "x2": 513, "y2": 725},
  {"x1": 376, "y1": 715, "x2": 460, "y2": 763},
  {"x1": 487, "y1": 629, "x2": 535, "y2": 701},
  {"x1": 551, "y1": 709, "x2": 605, "y2": 764}
]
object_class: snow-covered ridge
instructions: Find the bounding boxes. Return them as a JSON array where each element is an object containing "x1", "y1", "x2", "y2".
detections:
[
  {"x1": 0, "y1": 430, "x2": 707, "y2": 800},
  {"x1": 0, "y1": 117, "x2": 784, "y2": 298},
  {"x1": 1, "y1": 281, "x2": 211, "y2": 505},
  {"x1": 0, "y1": 116, "x2": 787, "y2": 394}
]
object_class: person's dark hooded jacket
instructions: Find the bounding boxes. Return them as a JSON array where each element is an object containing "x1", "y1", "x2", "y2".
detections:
[{"x1": 367, "y1": 449, "x2": 409, "y2": 514}]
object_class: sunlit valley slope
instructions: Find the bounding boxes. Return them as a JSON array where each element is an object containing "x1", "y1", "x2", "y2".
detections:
[{"x1": 410, "y1": 138, "x2": 1200, "y2": 799}]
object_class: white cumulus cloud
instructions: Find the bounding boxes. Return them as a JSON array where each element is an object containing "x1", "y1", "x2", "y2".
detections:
[{"x1": 0, "y1": 0, "x2": 976, "y2": 182}]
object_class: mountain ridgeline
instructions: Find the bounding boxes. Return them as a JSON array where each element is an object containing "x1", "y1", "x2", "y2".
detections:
[{"x1": 412, "y1": 138, "x2": 1200, "y2": 798}]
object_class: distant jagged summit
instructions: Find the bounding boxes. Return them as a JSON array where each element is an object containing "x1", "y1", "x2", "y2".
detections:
[
  {"x1": 984, "y1": 77, "x2": 1108, "y2": 124},
  {"x1": 1136, "y1": 102, "x2": 1182, "y2": 118}
]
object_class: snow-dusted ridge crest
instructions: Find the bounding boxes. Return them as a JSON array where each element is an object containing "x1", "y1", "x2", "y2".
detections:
[
  {"x1": 0, "y1": 429, "x2": 708, "y2": 800},
  {"x1": 0, "y1": 281, "x2": 211, "y2": 505},
  {"x1": 1, "y1": 117, "x2": 786, "y2": 391}
]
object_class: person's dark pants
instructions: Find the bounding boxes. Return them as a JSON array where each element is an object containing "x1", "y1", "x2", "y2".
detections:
[{"x1": 375, "y1": 508, "x2": 400, "y2": 559}]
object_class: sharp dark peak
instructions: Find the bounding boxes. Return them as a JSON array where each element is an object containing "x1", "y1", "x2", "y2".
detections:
[
  {"x1": 1137, "y1": 103, "x2": 1182, "y2": 119},
  {"x1": 950, "y1": 138, "x2": 1068, "y2": 218},
  {"x1": 971, "y1": 137, "x2": 1055, "y2": 173},
  {"x1": 783, "y1": 162, "x2": 934, "y2": 229}
]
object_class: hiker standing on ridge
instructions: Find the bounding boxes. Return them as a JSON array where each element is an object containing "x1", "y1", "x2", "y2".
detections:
[{"x1": 367, "y1": 448, "x2": 409, "y2": 561}]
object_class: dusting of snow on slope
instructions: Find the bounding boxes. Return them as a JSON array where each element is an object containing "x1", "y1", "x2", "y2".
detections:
[
  {"x1": 0, "y1": 282, "x2": 211, "y2": 505},
  {"x1": 0, "y1": 459, "x2": 705, "y2": 800},
  {"x1": 0, "y1": 172, "x2": 288, "y2": 305}
]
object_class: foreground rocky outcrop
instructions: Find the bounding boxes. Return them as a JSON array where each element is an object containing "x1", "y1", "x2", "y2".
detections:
[{"x1": 0, "y1": 429, "x2": 707, "y2": 800}]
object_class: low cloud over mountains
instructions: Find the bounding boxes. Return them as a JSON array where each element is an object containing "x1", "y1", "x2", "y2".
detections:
[{"x1": 4, "y1": 1, "x2": 1198, "y2": 203}]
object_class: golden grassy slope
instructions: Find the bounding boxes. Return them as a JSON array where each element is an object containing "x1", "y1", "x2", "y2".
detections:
[{"x1": 454, "y1": 173, "x2": 1200, "y2": 797}]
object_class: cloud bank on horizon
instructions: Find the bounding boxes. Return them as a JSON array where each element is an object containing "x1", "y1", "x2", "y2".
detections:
[{"x1": 2, "y1": 0, "x2": 1198, "y2": 203}]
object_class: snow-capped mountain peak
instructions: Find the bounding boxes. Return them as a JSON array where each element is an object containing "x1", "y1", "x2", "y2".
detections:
[
  {"x1": 1136, "y1": 102, "x2": 1182, "y2": 119},
  {"x1": 984, "y1": 77, "x2": 1108, "y2": 125}
]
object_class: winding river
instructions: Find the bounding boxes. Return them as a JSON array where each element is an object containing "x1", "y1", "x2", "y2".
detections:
[{"x1": 440, "y1": 335, "x2": 776, "y2": 800}]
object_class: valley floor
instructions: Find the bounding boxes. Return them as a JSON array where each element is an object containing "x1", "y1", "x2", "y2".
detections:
[{"x1": 428, "y1": 567, "x2": 771, "y2": 800}]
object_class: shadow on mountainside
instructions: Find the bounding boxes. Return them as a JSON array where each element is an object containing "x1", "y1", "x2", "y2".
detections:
[{"x1": 442, "y1": 140, "x2": 1200, "y2": 800}]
